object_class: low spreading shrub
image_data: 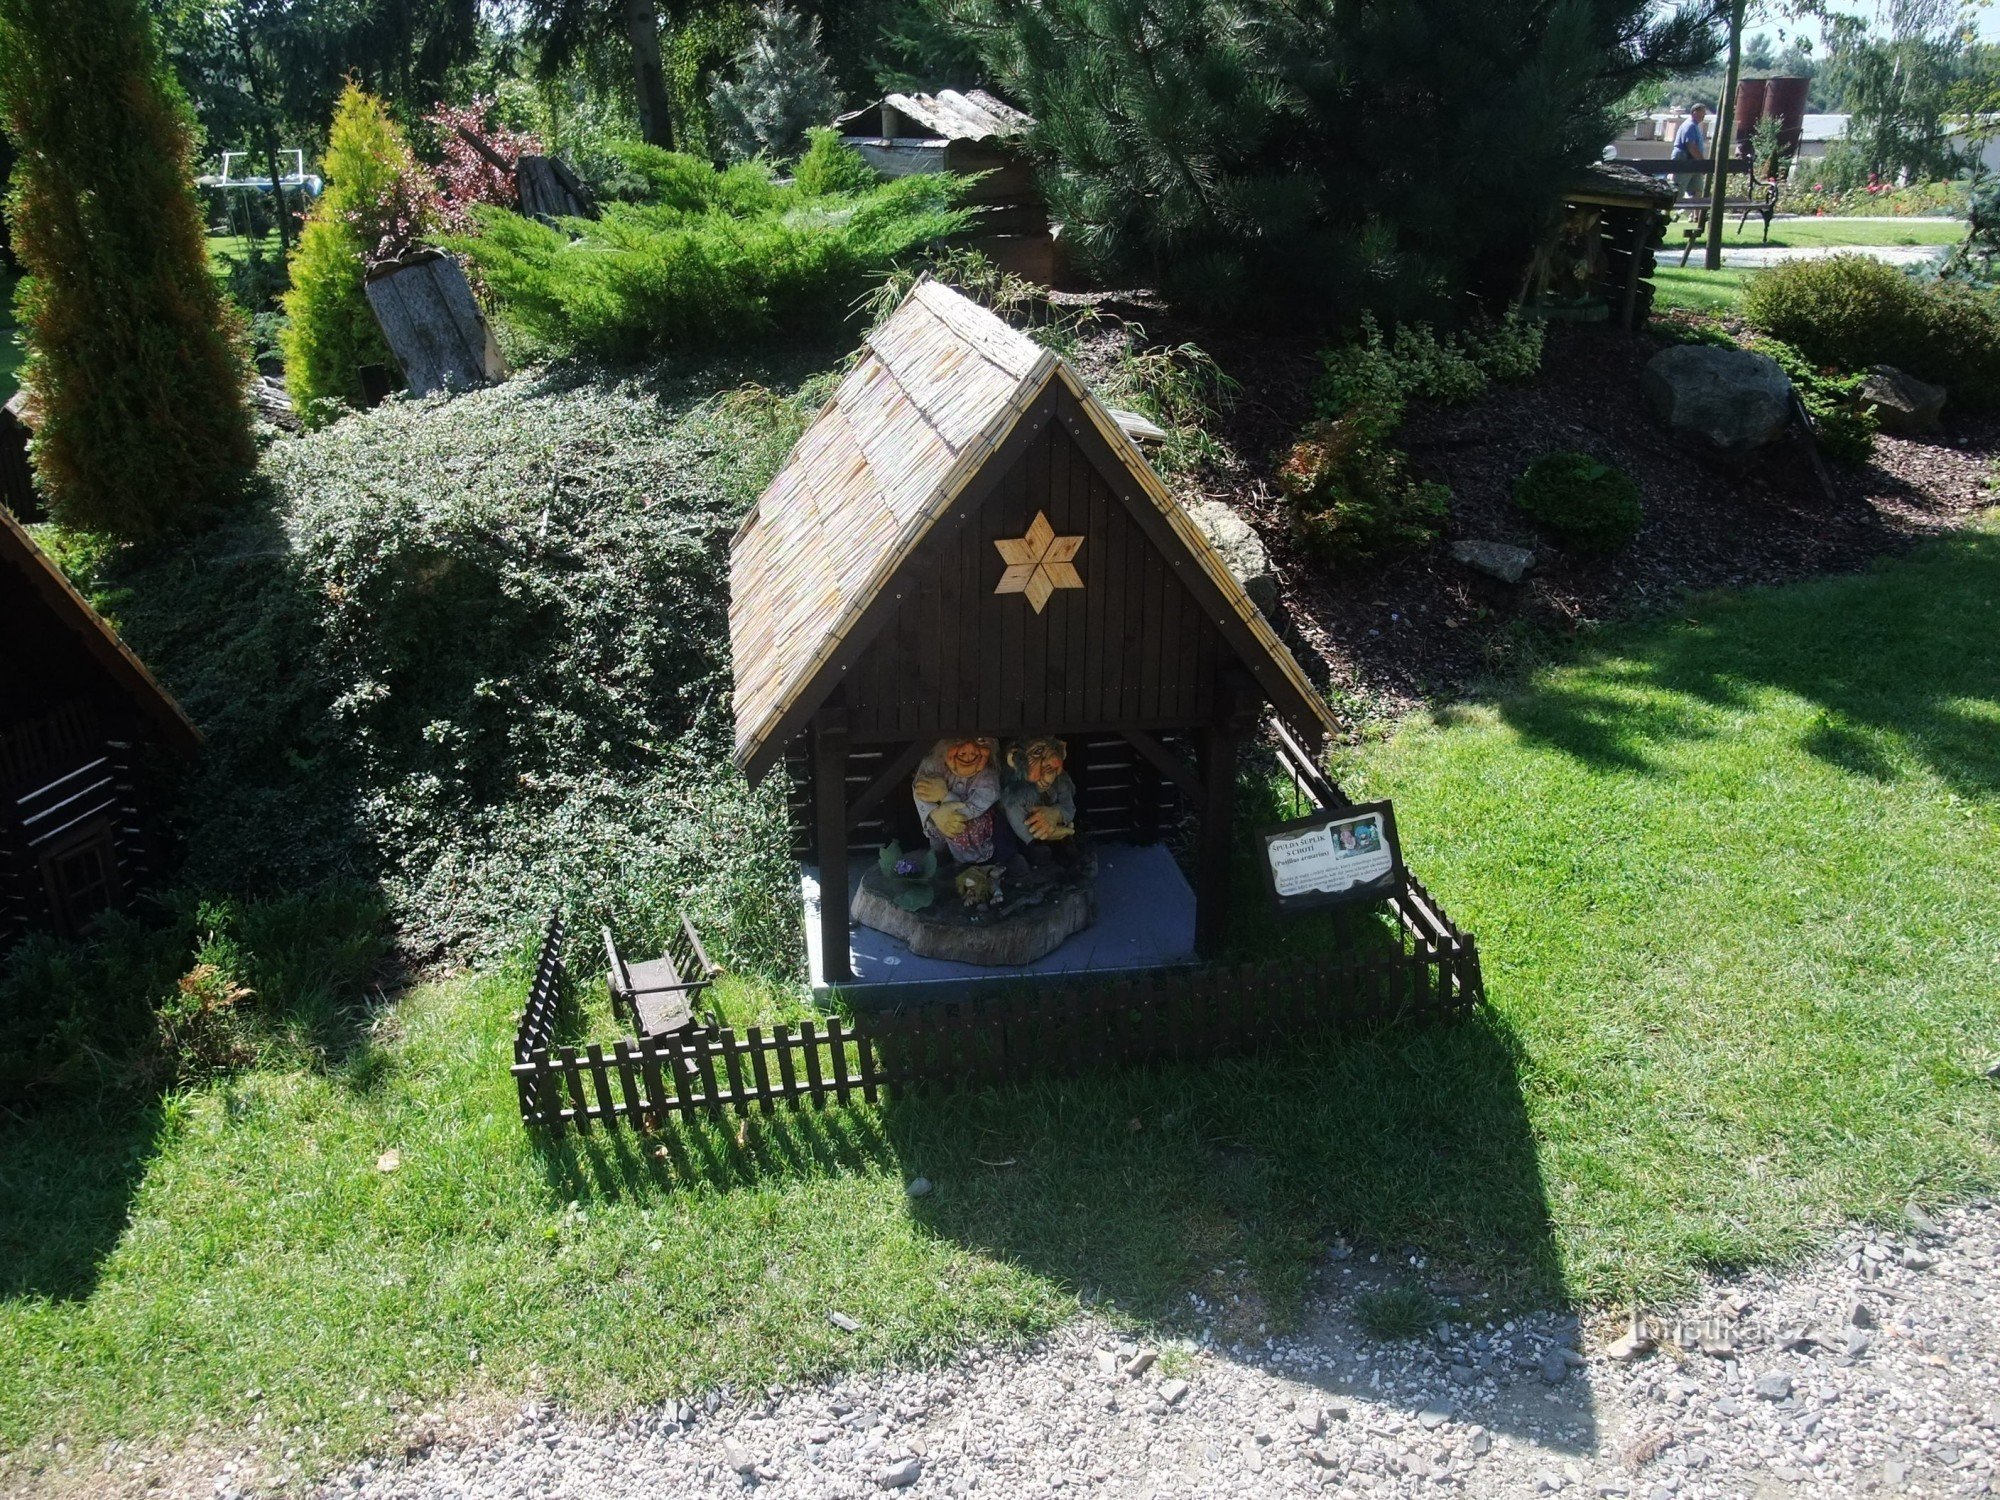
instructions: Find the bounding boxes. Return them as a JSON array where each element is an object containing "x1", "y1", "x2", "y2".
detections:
[
  {"x1": 1749, "y1": 336, "x2": 1879, "y2": 468},
  {"x1": 76, "y1": 357, "x2": 825, "y2": 970},
  {"x1": 1278, "y1": 405, "x2": 1451, "y2": 566},
  {"x1": 1314, "y1": 311, "x2": 1544, "y2": 415},
  {"x1": 1741, "y1": 254, "x2": 2000, "y2": 408},
  {"x1": 1512, "y1": 451, "x2": 1643, "y2": 551},
  {"x1": 451, "y1": 143, "x2": 965, "y2": 362}
]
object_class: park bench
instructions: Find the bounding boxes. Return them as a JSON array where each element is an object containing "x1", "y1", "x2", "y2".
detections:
[
  {"x1": 1616, "y1": 157, "x2": 1782, "y2": 260},
  {"x1": 602, "y1": 915, "x2": 718, "y2": 1039}
]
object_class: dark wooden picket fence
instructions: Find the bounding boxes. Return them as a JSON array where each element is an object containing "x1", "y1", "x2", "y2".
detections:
[
  {"x1": 512, "y1": 883, "x2": 1480, "y2": 1134},
  {"x1": 512, "y1": 718, "x2": 1484, "y2": 1134}
]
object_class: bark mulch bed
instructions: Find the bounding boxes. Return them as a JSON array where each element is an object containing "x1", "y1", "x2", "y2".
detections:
[{"x1": 1061, "y1": 292, "x2": 1999, "y2": 726}]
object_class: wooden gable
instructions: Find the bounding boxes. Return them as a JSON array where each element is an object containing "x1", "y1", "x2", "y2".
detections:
[
  {"x1": 841, "y1": 387, "x2": 1234, "y2": 741},
  {"x1": 729, "y1": 281, "x2": 1336, "y2": 783}
]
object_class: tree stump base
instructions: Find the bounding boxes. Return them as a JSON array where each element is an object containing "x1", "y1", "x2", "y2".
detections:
[{"x1": 852, "y1": 847, "x2": 1097, "y2": 967}]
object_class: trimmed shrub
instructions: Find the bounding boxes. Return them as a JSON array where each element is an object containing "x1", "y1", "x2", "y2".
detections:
[
  {"x1": 1278, "y1": 405, "x2": 1451, "y2": 566},
  {"x1": 1512, "y1": 451, "x2": 1642, "y2": 551},
  {"x1": 0, "y1": 0, "x2": 253, "y2": 538},
  {"x1": 1742, "y1": 254, "x2": 2000, "y2": 408},
  {"x1": 282, "y1": 86, "x2": 437, "y2": 424},
  {"x1": 451, "y1": 146, "x2": 965, "y2": 362}
]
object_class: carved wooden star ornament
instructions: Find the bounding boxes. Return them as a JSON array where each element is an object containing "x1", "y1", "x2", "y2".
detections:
[{"x1": 993, "y1": 511, "x2": 1084, "y2": 614}]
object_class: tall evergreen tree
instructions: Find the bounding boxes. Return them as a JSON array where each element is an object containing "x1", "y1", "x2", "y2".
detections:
[
  {"x1": 948, "y1": 0, "x2": 1718, "y2": 324},
  {"x1": 0, "y1": 0, "x2": 254, "y2": 537},
  {"x1": 709, "y1": 3, "x2": 839, "y2": 161}
]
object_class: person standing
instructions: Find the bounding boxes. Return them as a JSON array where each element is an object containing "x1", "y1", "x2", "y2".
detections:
[{"x1": 1673, "y1": 103, "x2": 1710, "y2": 203}]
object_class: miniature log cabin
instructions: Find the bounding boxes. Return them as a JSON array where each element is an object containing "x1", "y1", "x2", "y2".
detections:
[
  {"x1": 1, "y1": 508, "x2": 200, "y2": 944},
  {"x1": 834, "y1": 90, "x2": 1056, "y2": 285},
  {"x1": 730, "y1": 280, "x2": 1338, "y2": 991}
]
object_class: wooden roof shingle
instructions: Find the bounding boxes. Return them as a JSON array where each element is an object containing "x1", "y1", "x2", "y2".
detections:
[{"x1": 728, "y1": 280, "x2": 1333, "y2": 780}]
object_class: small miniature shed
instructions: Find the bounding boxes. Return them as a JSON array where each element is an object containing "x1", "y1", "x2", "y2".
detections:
[
  {"x1": 730, "y1": 281, "x2": 1339, "y2": 989},
  {"x1": 1, "y1": 509, "x2": 200, "y2": 943},
  {"x1": 834, "y1": 90, "x2": 1055, "y2": 284},
  {"x1": 1525, "y1": 164, "x2": 1675, "y2": 330}
]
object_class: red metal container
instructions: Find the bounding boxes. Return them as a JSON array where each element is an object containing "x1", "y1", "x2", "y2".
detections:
[
  {"x1": 1762, "y1": 76, "x2": 1810, "y2": 158},
  {"x1": 1733, "y1": 78, "x2": 1768, "y2": 154}
]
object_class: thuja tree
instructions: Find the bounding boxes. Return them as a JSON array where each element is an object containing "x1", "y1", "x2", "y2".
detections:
[
  {"x1": 282, "y1": 85, "x2": 436, "y2": 424},
  {"x1": 948, "y1": 0, "x2": 1717, "y2": 325},
  {"x1": 709, "y1": 4, "x2": 841, "y2": 162},
  {"x1": 0, "y1": 0, "x2": 253, "y2": 537}
]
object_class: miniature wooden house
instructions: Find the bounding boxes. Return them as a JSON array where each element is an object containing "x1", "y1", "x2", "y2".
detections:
[
  {"x1": 0, "y1": 509, "x2": 199, "y2": 944},
  {"x1": 834, "y1": 90, "x2": 1057, "y2": 285},
  {"x1": 730, "y1": 281, "x2": 1338, "y2": 989}
]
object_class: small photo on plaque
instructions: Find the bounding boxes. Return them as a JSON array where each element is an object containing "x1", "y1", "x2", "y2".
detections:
[{"x1": 1259, "y1": 801, "x2": 1404, "y2": 915}]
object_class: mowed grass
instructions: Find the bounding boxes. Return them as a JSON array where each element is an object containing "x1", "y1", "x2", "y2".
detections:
[
  {"x1": 1697, "y1": 215, "x2": 1965, "y2": 249},
  {"x1": 4, "y1": 526, "x2": 1999, "y2": 1475},
  {"x1": 1651, "y1": 265, "x2": 1752, "y2": 313}
]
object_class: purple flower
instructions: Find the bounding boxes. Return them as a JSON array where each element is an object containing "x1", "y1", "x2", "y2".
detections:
[{"x1": 894, "y1": 857, "x2": 922, "y2": 878}]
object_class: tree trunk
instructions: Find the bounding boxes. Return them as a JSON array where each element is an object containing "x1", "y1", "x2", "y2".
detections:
[
  {"x1": 625, "y1": 0, "x2": 674, "y2": 150},
  {"x1": 1704, "y1": 0, "x2": 1745, "y2": 272},
  {"x1": 233, "y1": 15, "x2": 291, "y2": 255}
]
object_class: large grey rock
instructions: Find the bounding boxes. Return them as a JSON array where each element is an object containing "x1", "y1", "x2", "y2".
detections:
[
  {"x1": 1187, "y1": 499, "x2": 1278, "y2": 615},
  {"x1": 1451, "y1": 539, "x2": 1536, "y2": 583},
  {"x1": 1642, "y1": 345, "x2": 1793, "y2": 455},
  {"x1": 1861, "y1": 364, "x2": 1945, "y2": 434}
]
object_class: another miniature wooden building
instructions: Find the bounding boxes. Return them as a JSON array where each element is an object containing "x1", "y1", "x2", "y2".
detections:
[
  {"x1": 0, "y1": 509, "x2": 199, "y2": 943},
  {"x1": 730, "y1": 281, "x2": 1337, "y2": 985},
  {"x1": 834, "y1": 90, "x2": 1056, "y2": 285}
]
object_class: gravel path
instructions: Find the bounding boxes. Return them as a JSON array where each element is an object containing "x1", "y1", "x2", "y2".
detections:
[{"x1": 313, "y1": 1201, "x2": 1999, "y2": 1500}]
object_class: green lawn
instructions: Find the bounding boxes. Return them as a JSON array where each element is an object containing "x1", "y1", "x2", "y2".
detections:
[
  {"x1": 1652, "y1": 265, "x2": 1753, "y2": 313},
  {"x1": 4, "y1": 523, "x2": 1998, "y2": 1478},
  {"x1": 1677, "y1": 215, "x2": 1965, "y2": 250}
]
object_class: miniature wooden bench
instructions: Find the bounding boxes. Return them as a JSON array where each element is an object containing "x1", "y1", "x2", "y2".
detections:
[{"x1": 602, "y1": 917, "x2": 717, "y2": 1039}]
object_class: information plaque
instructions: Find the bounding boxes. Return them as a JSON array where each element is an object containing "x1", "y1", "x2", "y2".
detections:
[{"x1": 1259, "y1": 801, "x2": 1404, "y2": 915}]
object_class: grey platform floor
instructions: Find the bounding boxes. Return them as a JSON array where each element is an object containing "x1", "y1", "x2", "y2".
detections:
[{"x1": 801, "y1": 841, "x2": 1197, "y2": 998}]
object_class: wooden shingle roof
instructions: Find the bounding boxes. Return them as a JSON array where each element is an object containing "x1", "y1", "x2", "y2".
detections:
[
  {"x1": 728, "y1": 280, "x2": 1334, "y2": 780},
  {"x1": 834, "y1": 89, "x2": 1033, "y2": 144},
  {"x1": 0, "y1": 506, "x2": 201, "y2": 758}
]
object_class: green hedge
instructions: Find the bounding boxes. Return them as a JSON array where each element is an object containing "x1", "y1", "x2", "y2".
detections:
[{"x1": 1742, "y1": 254, "x2": 2000, "y2": 409}]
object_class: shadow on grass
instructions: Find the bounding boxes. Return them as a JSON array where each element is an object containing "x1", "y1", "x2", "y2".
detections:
[
  {"x1": 1494, "y1": 528, "x2": 2000, "y2": 794},
  {"x1": 0, "y1": 1098, "x2": 167, "y2": 1301}
]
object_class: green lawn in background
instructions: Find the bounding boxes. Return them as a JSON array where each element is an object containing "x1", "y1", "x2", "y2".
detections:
[
  {"x1": 1695, "y1": 216, "x2": 1965, "y2": 249},
  {"x1": 1651, "y1": 265, "x2": 1753, "y2": 314},
  {"x1": 3, "y1": 522, "x2": 1997, "y2": 1476}
]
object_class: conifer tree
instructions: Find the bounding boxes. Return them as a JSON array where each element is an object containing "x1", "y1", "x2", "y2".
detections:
[
  {"x1": 0, "y1": 0, "x2": 254, "y2": 538},
  {"x1": 281, "y1": 86, "x2": 436, "y2": 424},
  {"x1": 951, "y1": 0, "x2": 1718, "y2": 324},
  {"x1": 709, "y1": 4, "x2": 840, "y2": 162}
]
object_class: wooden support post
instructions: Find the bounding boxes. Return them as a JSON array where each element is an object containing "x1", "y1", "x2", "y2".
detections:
[
  {"x1": 1194, "y1": 670, "x2": 1257, "y2": 957},
  {"x1": 814, "y1": 694, "x2": 854, "y2": 984}
]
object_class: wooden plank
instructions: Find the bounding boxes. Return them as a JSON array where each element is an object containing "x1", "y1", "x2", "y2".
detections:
[
  {"x1": 640, "y1": 1035, "x2": 673, "y2": 1120},
  {"x1": 827, "y1": 1017, "x2": 854, "y2": 1107},
  {"x1": 801, "y1": 1019, "x2": 828, "y2": 1108},
  {"x1": 716, "y1": 1031, "x2": 749, "y2": 1118},
  {"x1": 858, "y1": 1024, "x2": 881, "y2": 1104},
  {"x1": 585, "y1": 1043, "x2": 618, "y2": 1124},
  {"x1": 560, "y1": 1045, "x2": 591, "y2": 1134},
  {"x1": 613, "y1": 1039, "x2": 644, "y2": 1121},
  {"x1": 774, "y1": 1025, "x2": 801, "y2": 1103},
  {"x1": 814, "y1": 701, "x2": 854, "y2": 984},
  {"x1": 693, "y1": 1033, "x2": 726, "y2": 1121},
  {"x1": 747, "y1": 1027, "x2": 776, "y2": 1115}
]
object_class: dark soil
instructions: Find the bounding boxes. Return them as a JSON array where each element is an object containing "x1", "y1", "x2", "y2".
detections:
[{"x1": 1061, "y1": 291, "x2": 2000, "y2": 726}]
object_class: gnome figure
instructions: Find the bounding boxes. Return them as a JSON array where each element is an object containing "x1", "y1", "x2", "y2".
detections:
[
  {"x1": 1002, "y1": 735, "x2": 1077, "y2": 860},
  {"x1": 912, "y1": 736, "x2": 1001, "y2": 865}
]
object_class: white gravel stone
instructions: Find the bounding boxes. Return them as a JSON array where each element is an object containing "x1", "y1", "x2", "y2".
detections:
[{"x1": 112, "y1": 1198, "x2": 1995, "y2": 1500}]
